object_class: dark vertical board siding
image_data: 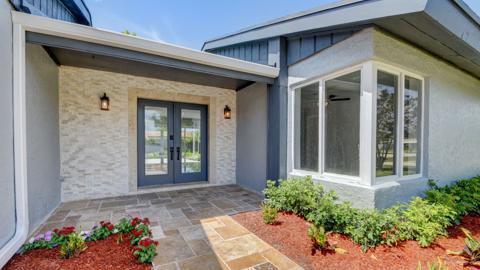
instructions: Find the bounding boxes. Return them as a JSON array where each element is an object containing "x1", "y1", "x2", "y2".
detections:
[
  {"x1": 287, "y1": 31, "x2": 356, "y2": 65},
  {"x1": 287, "y1": 38, "x2": 301, "y2": 64},
  {"x1": 251, "y1": 43, "x2": 260, "y2": 63},
  {"x1": 315, "y1": 35, "x2": 332, "y2": 52},
  {"x1": 332, "y1": 31, "x2": 352, "y2": 43},
  {"x1": 239, "y1": 46, "x2": 245, "y2": 61},
  {"x1": 300, "y1": 36, "x2": 315, "y2": 59},
  {"x1": 259, "y1": 42, "x2": 268, "y2": 65},
  {"x1": 245, "y1": 43, "x2": 252, "y2": 62},
  {"x1": 207, "y1": 40, "x2": 270, "y2": 65},
  {"x1": 17, "y1": 0, "x2": 77, "y2": 23}
]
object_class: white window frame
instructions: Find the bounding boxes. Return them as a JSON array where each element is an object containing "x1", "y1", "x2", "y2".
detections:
[
  {"x1": 290, "y1": 63, "x2": 367, "y2": 184},
  {"x1": 288, "y1": 60, "x2": 425, "y2": 186},
  {"x1": 373, "y1": 62, "x2": 425, "y2": 184}
]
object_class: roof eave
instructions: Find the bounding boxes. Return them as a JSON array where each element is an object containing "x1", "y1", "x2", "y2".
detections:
[{"x1": 12, "y1": 11, "x2": 279, "y2": 79}]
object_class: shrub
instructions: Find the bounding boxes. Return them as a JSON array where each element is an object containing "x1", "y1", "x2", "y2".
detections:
[
  {"x1": 345, "y1": 208, "x2": 400, "y2": 251},
  {"x1": 261, "y1": 203, "x2": 278, "y2": 225},
  {"x1": 133, "y1": 238, "x2": 158, "y2": 263},
  {"x1": 426, "y1": 177, "x2": 480, "y2": 222},
  {"x1": 264, "y1": 177, "x2": 325, "y2": 217},
  {"x1": 396, "y1": 197, "x2": 456, "y2": 247},
  {"x1": 308, "y1": 224, "x2": 329, "y2": 250},
  {"x1": 264, "y1": 175, "x2": 480, "y2": 251},
  {"x1": 59, "y1": 232, "x2": 87, "y2": 259},
  {"x1": 447, "y1": 228, "x2": 480, "y2": 264}
]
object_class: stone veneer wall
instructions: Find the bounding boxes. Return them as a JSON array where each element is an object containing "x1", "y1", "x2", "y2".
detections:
[{"x1": 59, "y1": 66, "x2": 236, "y2": 201}]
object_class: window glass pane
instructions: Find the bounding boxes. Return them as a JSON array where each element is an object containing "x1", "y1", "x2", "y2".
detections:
[
  {"x1": 181, "y1": 109, "x2": 202, "y2": 173},
  {"x1": 144, "y1": 107, "x2": 168, "y2": 175},
  {"x1": 376, "y1": 71, "x2": 398, "y2": 177},
  {"x1": 294, "y1": 82, "x2": 319, "y2": 171},
  {"x1": 403, "y1": 76, "x2": 422, "y2": 175},
  {"x1": 325, "y1": 71, "x2": 361, "y2": 176}
]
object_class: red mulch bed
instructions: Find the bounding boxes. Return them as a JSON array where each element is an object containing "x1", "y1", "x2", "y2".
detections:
[
  {"x1": 2, "y1": 235, "x2": 152, "y2": 270},
  {"x1": 233, "y1": 211, "x2": 480, "y2": 270}
]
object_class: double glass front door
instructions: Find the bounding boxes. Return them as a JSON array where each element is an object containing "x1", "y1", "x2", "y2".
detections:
[{"x1": 138, "y1": 99, "x2": 207, "y2": 186}]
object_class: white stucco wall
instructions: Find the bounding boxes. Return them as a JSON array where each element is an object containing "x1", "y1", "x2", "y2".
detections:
[
  {"x1": 236, "y1": 83, "x2": 268, "y2": 193},
  {"x1": 26, "y1": 44, "x2": 61, "y2": 230},
  {"x1": 59, "y1": 67, "x2": 236, "y2": 201},
  {"x1": 0, "y1": 0, "x2": 16, "y2": 249},
  {"x1": 287, "y1": 27, "x2": 480, "y2": 208}
]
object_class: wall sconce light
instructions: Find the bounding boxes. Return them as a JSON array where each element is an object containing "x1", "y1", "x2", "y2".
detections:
[
  {"x1": 100, "y1": 93, "x2": 110, "y2": 111},
  {"x1": 224, "y1": 105, "x2": 231, "y2": 119}
]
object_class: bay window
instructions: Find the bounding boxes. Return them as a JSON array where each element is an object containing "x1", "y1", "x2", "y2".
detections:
[{"x1": 290, "y1": 61, "x2": 424, "y2": 184}]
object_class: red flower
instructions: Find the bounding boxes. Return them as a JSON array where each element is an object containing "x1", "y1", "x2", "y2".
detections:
[
  {"x1": 142, "y1": 218, "x2": 150, "y2": 225},
  {"x1": 57, "y1": 226, "x2": 75, "y2": 236},
  {"x1": 138, "y1": 238, "x2": 158, "y2": 247},
  {"x1": 131, "y1": 217, "x2": 141, "y2": 226},
  {"x1": 132, "y1": 229, "x2": 143, "y2": 238},
  {"x1": 107, "y1": 224, "x2": 114, "y2": 231}
]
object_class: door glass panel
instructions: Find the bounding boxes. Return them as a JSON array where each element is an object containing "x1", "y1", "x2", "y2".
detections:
[
  {"x1": 181, "y1": 109, "x2": 202, "y2": 173},
  {"x1": 294, "y1": 82, "x2": 319, "y2": 172},
  {"x1": 376, "y1": 71, "x2": 398, "y2": 177},
  {"x1": 403, "y1": 76, "x2": 422, "y2": 175},
  {"x1": 144, "y1": 106, "x2": 169, "y2": 175},
  {"x1": 325, "y1": 71, "x2": 361, "y2": 176}
]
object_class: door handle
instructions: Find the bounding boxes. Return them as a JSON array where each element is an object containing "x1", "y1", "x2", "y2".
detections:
[
  {"x1": 170, "y1": 147, "x2": 174, "y2": 160},
  {"x1": 176, "y1": 147, "x2": 180, "y2": 160}
]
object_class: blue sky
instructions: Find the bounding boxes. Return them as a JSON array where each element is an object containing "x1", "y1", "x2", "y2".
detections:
[{"x1": 84, "y1": 0, "x2": 480, "y2": 50}]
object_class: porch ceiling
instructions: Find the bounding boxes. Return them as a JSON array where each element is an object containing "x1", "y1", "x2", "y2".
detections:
[{"x1": 28, "y1": 32, "x2": 270, "y2": 90}]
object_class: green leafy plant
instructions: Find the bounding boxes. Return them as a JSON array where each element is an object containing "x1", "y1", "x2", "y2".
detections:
[
  {"x1": 308, "y1": 224, "x2": 329, "y2": 250},
  {"x1": 425, "y1": 177, "x2": 480, "y2": 223},
  {"x1": 87, "y1": 221, "x2": 115, "y2": 241},
  {"x1": 59, "y1": 232, "x2": 87, "y2": 259},
  {"x1": 133, "y1": 238, "x2": 158, "y2": 263},
  {"x1": 396, "y1": 197, "x2": 455, "y2": 247},
  {"x1": 447, "y1": 228, "x2": 480, "y2": 264},
  {"x1": 19, "y1": 217, "x2": 157, "y2": 264},
  {"x1": 264, "y1": 177, "x2": 325, "y2": 217},
  {"x1": 345, "y1": 207, "x2": 400, "y2": 251},
  {"x1": 261, "y1": 203, "x2": 278, "y2": 225},
  {"x1": 115, "y1": 217, "x2": 136, "y2": 234},
  {"x1": 416, "y1": 258, "x2": 449, "y2": 270},
  {"x1": 130, "y1": 218, "x2": 152, "y2": 246},
  {"x1": 262, "y1": 175, "x2": 480, "y2": 251}
]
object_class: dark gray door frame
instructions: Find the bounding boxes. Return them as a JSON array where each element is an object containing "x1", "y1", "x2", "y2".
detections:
[
  {"x1": 137, "y1": 99, "x2": 208, "y2": 187},
  {"x1": 137, "y1": 99, "x2": 174, "y2": 186}
]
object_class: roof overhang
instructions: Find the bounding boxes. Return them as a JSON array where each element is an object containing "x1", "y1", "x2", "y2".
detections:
[
  {"x1": 12, "y1": 11, "x2": 279, "y2": 89},
  {"x1": 203, "y1": 0, "x2": 480, "y2": 78}
]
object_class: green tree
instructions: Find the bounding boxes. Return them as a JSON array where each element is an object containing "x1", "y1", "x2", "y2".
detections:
[{"x1": 121, "y1": 30, "x2": 137, "y2": 36}]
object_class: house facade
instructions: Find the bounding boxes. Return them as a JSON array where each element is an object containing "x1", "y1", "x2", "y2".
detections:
[
  {"x1": 203, "y1": 0, "x2": 480, "y2": 209},
  {"x1": 0, "y1": 0, "x2": 479, "y2": 267}
]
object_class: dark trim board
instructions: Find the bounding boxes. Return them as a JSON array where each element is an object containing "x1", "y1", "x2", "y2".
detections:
[{"x1": 25, "y1": 32, "x2": 275, "y2": 85}]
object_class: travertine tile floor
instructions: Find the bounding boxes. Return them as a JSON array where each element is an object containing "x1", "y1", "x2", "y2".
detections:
[{"x1": 37, "y1": 185, "x2": 302, "y2": 270}]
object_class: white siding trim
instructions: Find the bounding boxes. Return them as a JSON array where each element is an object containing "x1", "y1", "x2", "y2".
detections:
[{"x1": 0, "y1": 23, "x2": 29, "y2": 268}]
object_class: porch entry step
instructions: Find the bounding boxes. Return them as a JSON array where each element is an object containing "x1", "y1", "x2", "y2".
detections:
[{"x1": 137, "y1": 99, "x2": 208, "y2": 187}]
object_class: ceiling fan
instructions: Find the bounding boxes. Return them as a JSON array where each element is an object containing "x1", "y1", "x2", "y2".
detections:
[{"x1": 328, "y1": 94, "x2": 351, "y2": 102}]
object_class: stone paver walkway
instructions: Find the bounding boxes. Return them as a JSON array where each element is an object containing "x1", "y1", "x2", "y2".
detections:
[{"x1": 37, "y1": 185, "x2": 302, "y2": 270}]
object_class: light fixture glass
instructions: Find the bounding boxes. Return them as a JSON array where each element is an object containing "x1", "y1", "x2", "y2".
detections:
[
  {"x1": 224, "y1": 105, "x2": 231, "y2": 119},
  {"x1": 100, "y1": 93, "x2": 110, "y2": 111}
]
